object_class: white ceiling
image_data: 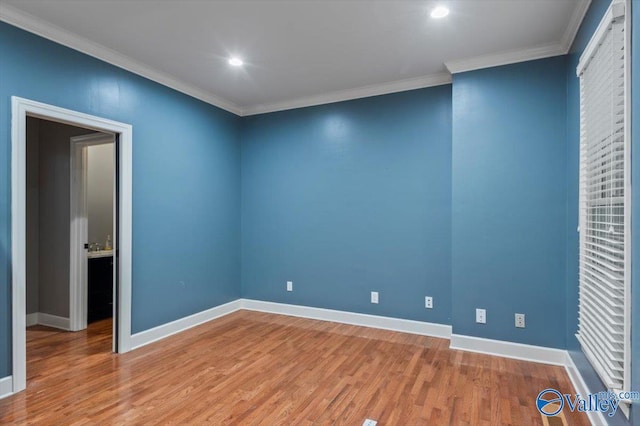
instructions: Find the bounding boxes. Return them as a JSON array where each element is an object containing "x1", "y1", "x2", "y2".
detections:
[{"x1": 0, "y1": 0, "x2": 590, "y2": 115}]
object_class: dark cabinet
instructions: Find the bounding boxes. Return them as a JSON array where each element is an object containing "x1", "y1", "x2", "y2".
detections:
[{"x1": 88, "y1": 256, "x2": 113, "y2": 323}]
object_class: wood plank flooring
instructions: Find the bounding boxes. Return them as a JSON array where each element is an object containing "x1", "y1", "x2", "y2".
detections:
[{"x1": 0, "y1": 311, "x2": 588, "y2": 425}]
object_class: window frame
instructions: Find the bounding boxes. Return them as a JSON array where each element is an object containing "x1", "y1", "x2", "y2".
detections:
[{"x1": 576, "y1": 0, "x2": 631, "y2": 417}]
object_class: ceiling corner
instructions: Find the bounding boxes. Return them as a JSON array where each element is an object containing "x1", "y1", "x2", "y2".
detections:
[
  {"x1": 241, "y1": 72, "x2": 453, "y2": 116},
  {"x1": 0, "y1": 2, "x2": 243, "y2": 116},
  {"x1": 560, "y1": 0, "x2": 593, "y2": 53}
]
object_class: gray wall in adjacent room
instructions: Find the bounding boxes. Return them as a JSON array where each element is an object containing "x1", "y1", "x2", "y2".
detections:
[
  {"x1": 36, "y1": 119, "x2": 101, "y2": 318},
  {"x1": 87, "y1": 143, "x2": 114, "y2": 247}
]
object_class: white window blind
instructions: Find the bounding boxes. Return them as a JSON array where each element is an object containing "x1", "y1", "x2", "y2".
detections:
[{"x1": 576, "y1": 0, "x2": 630, "y2": 403}]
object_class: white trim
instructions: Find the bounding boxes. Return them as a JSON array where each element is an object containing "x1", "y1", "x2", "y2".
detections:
[
  {"x1": 0, "y1": 376, "x2": 13, "y2": 400},
  {"x1": 11, "y1": 97, "x2": 133, "y2": 394},
  {"x1": 24, "y1": 312, "x2": 70, "y2": 329},
  {"x1": 69, "y1": 133, "x2": 114, "y2": 333},
  {"x1": 11, "y1": 96, "x2": 27, "y2": 395},
  {"x1": 564, "y1": 353, "x2": 609, "y2": 426},
  {"x1": 130, "y1": 300, "x2": 242, "y2": 349},
  {"x1": 36, "y1": 313, "x2": 70, "y2": 331},
  {"x1": 130, "y1": 298, "x2": 453, "y2": 349},
  {"x1": 0, "y1": 3, "x2": 242, "y2": 116},
  {"x1": 449, "y1": 334, "x2": 567, "y2": 366},
  {"x1": 25, "y1": 313, "x2": 38, "y2": 327},
  {"x1": 445, "y1": 43, "x2": 565, "y2": 75},
  {"x1": 561, "y1": 0, "x2": 593, "y2": 53},
  {"x1": 241, "y1": 73, "x2": 452, "y2": 116},
  {"x1": 240, "y1": 299, "x2": 452, "y2": 338},
  {"x1": 69, "y1": 138, "x2": 88, "y2": 332},
  {"x1": 116, "y1": 105, "x2": 133, "y2": 354},
  {"x1": 576, "y1": 0, "x2": 625, "y2": 76},
  {"x1": 622, "y1": 0, "x2": 632, "y2": 417}
]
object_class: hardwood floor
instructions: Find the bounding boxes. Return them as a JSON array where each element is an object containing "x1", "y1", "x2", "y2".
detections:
[{"x1": 1, "y1": 311, "x2": 588, "y2": 425}]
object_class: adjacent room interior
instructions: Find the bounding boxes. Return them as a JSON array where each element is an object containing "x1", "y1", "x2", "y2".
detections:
[
  {"x1": 0, "y1": 0, "x2": 638, "y2": 425},
  {"x1": 25, "y1": 116, "x2": 116, "y2": 382}
]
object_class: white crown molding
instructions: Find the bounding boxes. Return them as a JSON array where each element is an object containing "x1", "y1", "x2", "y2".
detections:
[
  {"x1": 241, "y1": 73, "x2": 453, "y2": 116},
  {"x1": 444, "y1": 1, "x2": 591, "y2": 74},
  {"x1": 0, "y1": 1, "x2": 450, "y2": 117},
  {"x1": 0, "y1": 1, "x2": 593, "y2": 115},
  {"x1": 450, "y1": 334, "x2": 568, "y2": 366},
  {"x1": 561, "y1": 0, "x2": 592, "y2": 53},
  {"x1": 445, "y1": 43, "x2": 566, "y2": 74},
  {"x1": 0, "y1": 3, "x2": 243, "y2": 116},
  {"x1": 241, "y1": 299, "x2": 453, "y2": 338}
]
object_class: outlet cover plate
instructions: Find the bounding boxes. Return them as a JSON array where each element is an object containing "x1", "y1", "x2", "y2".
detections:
[{"x1": 515, "y1": 313, "x2": 525, "y2": 328}]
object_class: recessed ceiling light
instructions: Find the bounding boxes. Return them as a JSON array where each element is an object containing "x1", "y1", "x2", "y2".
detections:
[
  {"x1": 430, "y1": 5, "x2": 449, "y2": 19},
  {"x1": 228, "y1": 57, "x2": 244, "y2": 67}
]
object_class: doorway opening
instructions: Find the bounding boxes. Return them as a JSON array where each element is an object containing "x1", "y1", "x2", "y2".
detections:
[
  {"x1": 70, "y1": 133, "x2": 116, "y2": 334},
  {"x1": 11, "y1": 97, "x2": 133, "y2": 394},
  {"x1": 26, "y1": 119, "x2": 115, "y2": 347}
]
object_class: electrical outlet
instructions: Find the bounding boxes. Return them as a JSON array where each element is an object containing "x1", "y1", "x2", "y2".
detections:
[
  {"x1": 515, "y1": 313, "x2": 525, "y2": 328},
  {"x1": 286, "y1": 281, "x2": 293, "y2": 292},
  {"x1": 425, "y1": 296, "x2": 433, "y2": 309},
  {"x1": 371, "y1": 291, "x2": 379, "y2": 304},
  {"x1": 476, "y1": 308, "x2": 486, "y2": 324}
]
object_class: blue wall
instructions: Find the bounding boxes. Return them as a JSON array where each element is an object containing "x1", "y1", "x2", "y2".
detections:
[
  {"x1": 0, "y1": 22, "x2": 242, "y2": 377},
  {"x1": 451, "y1": 57, "x2": 568, "y2": 348},
  {"x1": 241, "y1": 87, "x2": 452, "y2": 324}
]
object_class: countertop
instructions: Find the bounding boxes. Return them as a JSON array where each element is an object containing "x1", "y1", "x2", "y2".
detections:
[{"x1": 87, "y1": 250, "x2": 113, "y2": 259}]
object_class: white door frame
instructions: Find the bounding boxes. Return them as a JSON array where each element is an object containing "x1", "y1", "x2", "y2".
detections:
[
  {"x1": 69, "y1": 133, "x2": 115, "y2": 333},
  {"x1": 11, "y1": 96, "x2": 133, "y2": 394}
]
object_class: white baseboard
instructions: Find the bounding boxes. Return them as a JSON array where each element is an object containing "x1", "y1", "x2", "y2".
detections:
[
  {"x1": 130, "y1": 300, "x2": 242, "y2": 350},
  {"x1": 564, "y1": 353, "x2": 609, "y2": 425},
  {"x1": 26, "y1": 313, "x2": 38, "y2": 327},
  {"x1": 450, "y1": 334, "x2": 567, "y2": 366},
  {"x1": 36, "y1": 313, "x2": 71, "y2": 331},
  {"x1": 0, "y1": 376, "x2": 13, "y2": 400},
  {"x1": 240, "y1": 299, "x2": 452, "y2": 339}
]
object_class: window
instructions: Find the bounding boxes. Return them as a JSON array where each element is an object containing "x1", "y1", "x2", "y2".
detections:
[{"x1": 576, "y1": 0, "x2": 630, "y2": 416}]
